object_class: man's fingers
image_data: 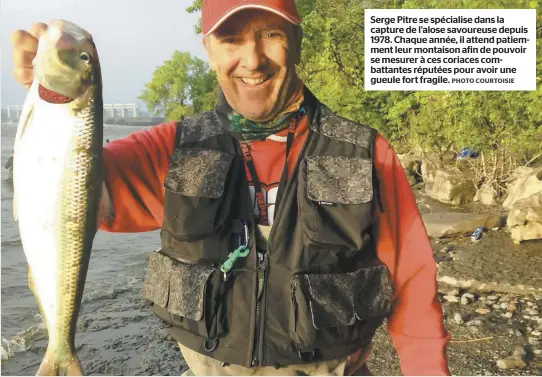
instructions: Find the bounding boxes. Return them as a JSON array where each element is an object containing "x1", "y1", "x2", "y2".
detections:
[
  {"x1": 29, "y1": 22, "x2": 48, "y2": 40},
  {"x1": 12, "y1": 49, "x2": 35, "y2": 69},
  {"x1": 10, "y1": 30, "x2": 39, "y2": 54},
  {"x1": 13, "y1": 68, "x2": 33, "y2": 88},
  {"x1": 9, "y1": 23, "x2": 46, "y2": 88},
  {"x1": 11, "y1": 35, "x2": 37, "y2": 86},
  {"x1": 10, "y1": 21, "x2": 47, "y2": 54}
]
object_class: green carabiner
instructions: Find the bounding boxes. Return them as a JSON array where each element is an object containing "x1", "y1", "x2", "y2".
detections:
[{"x1": 220, "y1": 245, "x2": 250, "y2": 277}]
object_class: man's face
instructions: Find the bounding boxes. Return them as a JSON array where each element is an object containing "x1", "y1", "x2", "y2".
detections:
[{"x1": 204, "y1": 9, "x2": 301, "y2": 122}]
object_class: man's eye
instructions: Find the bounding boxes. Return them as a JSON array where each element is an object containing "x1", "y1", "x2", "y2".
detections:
[
  {"x1": 222, "y1": 38, "x2": 236, "y2": 44},
  {"x1": 266, "y1": 32, "x2": 282, "y2": 38}
]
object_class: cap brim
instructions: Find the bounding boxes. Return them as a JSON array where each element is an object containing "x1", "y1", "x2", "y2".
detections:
[{"x1": 205, "y1": 4, "x2": 299, "y2": 36}]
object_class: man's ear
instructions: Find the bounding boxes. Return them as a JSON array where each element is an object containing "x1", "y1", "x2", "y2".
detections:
[{"x1": 203, "y1": 36, "x2": 216, "y2": 71}]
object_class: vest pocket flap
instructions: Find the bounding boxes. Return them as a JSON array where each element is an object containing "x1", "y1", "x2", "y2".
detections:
[
  {"x1": 298, "y1": 273, "x2": 356, "y2": 329},
  {"x1": 165, "y1": 149, "x2": 235, "y2": 198},
  {"x1": 142, "y1": 252, "x2": 175, "y2": 308},
  {"x1": 353, "y1": 264, "x2": 393, "y2": 320},
  {"x1": 168, "y1": 262, "x2": 216, "y2": 321},
  {"x1": 306, "y1": 156, "x2": 373, "y2": 204}
]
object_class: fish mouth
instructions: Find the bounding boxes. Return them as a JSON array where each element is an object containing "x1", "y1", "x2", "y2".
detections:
[{"x1": 38, "y1": 84, "x2": 75, "y2": 104}]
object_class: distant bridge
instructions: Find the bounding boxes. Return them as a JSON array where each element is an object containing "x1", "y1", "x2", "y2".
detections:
[
  {"x1": 2, "y1": 103, "x2": 142, "y2": 121},
  {"x1": 2, "y1": 105, "x2": 24, "y2": 121},
  {"x1": 103, "y1": 103, "x2": 141, "y2": 119}
]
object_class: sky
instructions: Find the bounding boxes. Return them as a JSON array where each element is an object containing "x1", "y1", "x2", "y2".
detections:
[{"x1": 0, "y1": 0, "x2": 207, "y2": 110}]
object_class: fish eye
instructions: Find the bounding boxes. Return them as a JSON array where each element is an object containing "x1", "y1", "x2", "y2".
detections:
[{"x1": 79, "y1": 52, "x2": 91, "y2": 62}]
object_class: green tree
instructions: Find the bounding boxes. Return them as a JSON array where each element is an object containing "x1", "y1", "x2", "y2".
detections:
[
  {"x1": 297, "y1": 0, "x2": 407, "y2": 138},
  {"x1": 394, "y1": 0, "x2": 542, "y2": 194},
  {"x1": 186, "y1": 0, "x2": 203, "y2": 34},
  {"x1": 398, "y1": 0, "x2": 542, "y2": 155},
  {"x1": 139, "y1": 51, "x2": 217, "y2": 121},
  {"x1": 184, "y1": 0, "x2": 541, "y2": 166}
]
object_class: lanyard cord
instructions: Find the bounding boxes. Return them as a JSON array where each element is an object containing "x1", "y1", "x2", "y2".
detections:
[{"x1": 240, "y1": 107, "x2": 306, "y2": 225}]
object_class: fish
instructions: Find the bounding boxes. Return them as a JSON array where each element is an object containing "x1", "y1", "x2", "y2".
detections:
[{"x1": 12, "y1": 19, "x2": 103, "y2": 375}]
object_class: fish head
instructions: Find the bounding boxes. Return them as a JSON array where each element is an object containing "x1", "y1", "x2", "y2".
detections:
[{"x1": 33, "y1": 20, "x2": 101, "y2": 104}]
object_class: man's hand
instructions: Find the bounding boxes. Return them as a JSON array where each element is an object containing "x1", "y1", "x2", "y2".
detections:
[{"x1": 10, "y1": 22, "x2": 48, "y2": 88}]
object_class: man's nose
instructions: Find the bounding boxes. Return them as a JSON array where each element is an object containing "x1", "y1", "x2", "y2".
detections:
[{"x1": 240, "y1": 41, "x2": 266, "y2": 70}]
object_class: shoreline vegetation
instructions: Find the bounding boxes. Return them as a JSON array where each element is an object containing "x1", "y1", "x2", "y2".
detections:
[{"x1": 169, "y1": 0, "x2": 541, "y2": 202}]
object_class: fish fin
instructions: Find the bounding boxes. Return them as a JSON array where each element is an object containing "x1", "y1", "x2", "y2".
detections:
[
  {"x1": 14, "y1": 82, "x2": 38, "y2": 145},
  {"x1": 14, "y1": 105, "x2": 34, "y2": 145},
  {"x1": 28, "y1": 266, "x2": 36, "y2": 294},
  {"x1": 66, "y1": 358, "x2": 84, "y2": 376},
  {"x1": 13, "y1": 82, "x2": 38, "y2": 222},
  {"x1": 97, "y1": 181, "x2": 114, "y2": 228},
  {"x1": 36, "y1": 351, "x2": 84, "y2": 376},
  {"x1": 13, "y1": 86, "x2": 36, "y2": 153},
  {"x1": 28, "y1": 266, "x2": 48, "y2": 323}
]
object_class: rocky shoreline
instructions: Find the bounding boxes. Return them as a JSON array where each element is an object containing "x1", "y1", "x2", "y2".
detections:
[
  {"x1": 367, "y1": 153, "x2": 542, "y2": 375},
  {"x1": 367, "y1": 224, "x2": 542, "y2": 376},
  {"x1": 368, "y1": 284, "x2": 542, "y2": 376}
]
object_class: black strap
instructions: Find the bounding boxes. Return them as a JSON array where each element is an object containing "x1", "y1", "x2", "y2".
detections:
[
  {"x1": 275, "y1": 108, "x2": 306, "y2": 218},
  {"x1": 240, "y1": 107, "x2": 306, "y2": 226},
  {"x1": 369, "y1": 128, "x2": 384, "y2": 214}
]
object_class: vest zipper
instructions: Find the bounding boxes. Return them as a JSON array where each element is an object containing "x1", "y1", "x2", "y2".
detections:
[
  {"x1": 256, "y1": 125, "x2": 312, "y2": 366},
  {"x1": 251, "y1": 250, "x2": 267, "y2": 366}
]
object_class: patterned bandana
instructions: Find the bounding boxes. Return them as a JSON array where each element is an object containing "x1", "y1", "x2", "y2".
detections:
[{"x1": 215, "y1": 79, "x2": 306, "y2": 141}]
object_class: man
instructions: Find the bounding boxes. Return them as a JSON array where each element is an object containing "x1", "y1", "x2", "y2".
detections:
[{"x1": 10, "y1": 0, "x2": 450, "y2": 375}]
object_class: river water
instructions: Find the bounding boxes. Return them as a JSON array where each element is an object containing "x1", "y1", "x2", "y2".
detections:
[{"x1": 1, "y1": 122, "x2": 185, "y2": 375}]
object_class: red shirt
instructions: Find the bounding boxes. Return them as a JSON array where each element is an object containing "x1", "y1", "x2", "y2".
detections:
[{"x1": 100, "y1": 119, "x2": 450, "y2": 376}]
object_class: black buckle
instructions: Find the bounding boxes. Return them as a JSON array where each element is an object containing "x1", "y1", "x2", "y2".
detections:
[
  {"x1": 298, "y1": 349, "x2": 317, "y2": 362},
  {"x1": 203, "y1": 338, "x2": 219, "y2": 352}
]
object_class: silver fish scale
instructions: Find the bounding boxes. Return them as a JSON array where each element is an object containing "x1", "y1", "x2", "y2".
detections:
[{"x1": 54, "y1": 94, "x2": 101, "y2": 356}]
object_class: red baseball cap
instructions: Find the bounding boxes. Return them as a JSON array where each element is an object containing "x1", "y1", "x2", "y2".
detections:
[{"x1": 202, "y1": 0, "x2": 301, "y2": 36}]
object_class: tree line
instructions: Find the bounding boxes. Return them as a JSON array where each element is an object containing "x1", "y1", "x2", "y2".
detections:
[{"x1": 139, "y1": 0, "x2": 541, "y2": 194}]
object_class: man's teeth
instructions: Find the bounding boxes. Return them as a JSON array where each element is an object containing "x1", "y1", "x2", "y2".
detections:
[{"x1": 241, "y1": 76, "x2": 268, "y2": 85}]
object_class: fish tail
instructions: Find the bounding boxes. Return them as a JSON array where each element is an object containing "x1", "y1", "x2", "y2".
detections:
[{"x1": 36, "y1": 350, "x2": 84, "y2": 376}]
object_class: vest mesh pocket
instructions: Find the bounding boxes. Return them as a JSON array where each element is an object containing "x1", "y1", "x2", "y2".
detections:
[
  {"x1": 141, "y1": 251, "x2": 175, "y2": 308},
  {"x1": 290, "y1": 263, "x2": 392, "y2": 348},
  {"x1": 163, "y1": 148, "x2": 234, "y2": 240},
  {"x1": 142, "y1": 251, "x2": 230, "y2": 339},
  {"x1": 168, "y1": 261, "x2": 215, "y2": 321},
  {"x1": 165, "y1": 149, "x2": 234, "y2": 198},
  {"x1": 306, "y1": 156, "x2": 373, "y2": 204},
  {"x1": 298, "y1": 156, "x2": 374, "y2": 250}
]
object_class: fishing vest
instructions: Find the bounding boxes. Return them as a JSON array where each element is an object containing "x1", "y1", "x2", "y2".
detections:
[{"x1": 142, "y1": 101, "x2": 393, "y2": 368}]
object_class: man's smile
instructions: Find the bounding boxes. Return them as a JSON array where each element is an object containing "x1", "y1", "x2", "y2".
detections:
[{"x1": 237, "y1": 73, "x2": 274, "y2": 86}]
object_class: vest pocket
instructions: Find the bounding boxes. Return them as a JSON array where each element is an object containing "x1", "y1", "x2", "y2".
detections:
[
  {"x1": 163, "y1": 148, "x2": 235, "y2": 239},
  {"x1": 142, "y1": 251, "x2": 230, "y2": 340},
  {"x1": 289, "y1": 263, "x2": 392, "y2": 349},
  {"x1": 298, "y1": 156, "x2": 374, "y2": 250}
]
